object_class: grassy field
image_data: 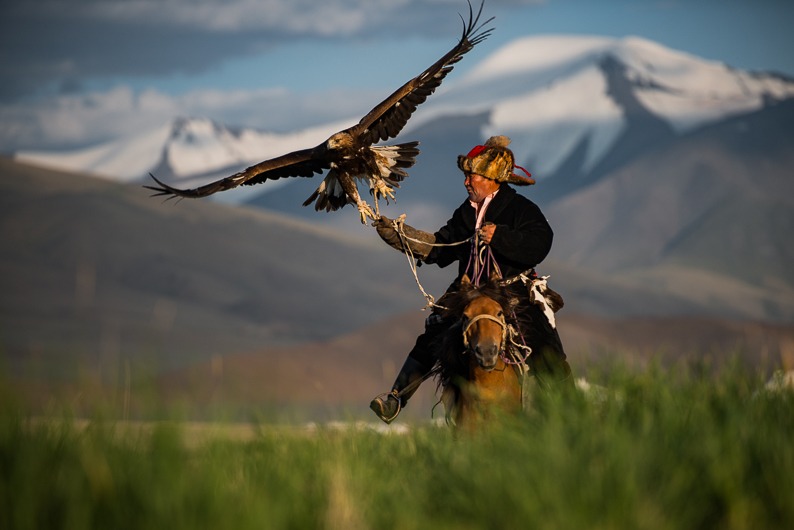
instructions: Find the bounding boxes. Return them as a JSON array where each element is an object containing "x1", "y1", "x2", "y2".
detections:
[{"x1": 2, "y1": 365, "x2": 793, "y2": 530}]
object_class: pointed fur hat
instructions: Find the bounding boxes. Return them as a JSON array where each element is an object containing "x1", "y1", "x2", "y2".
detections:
[{"x1": 457, "y1": 135, "x2": 535, "y2": 185}]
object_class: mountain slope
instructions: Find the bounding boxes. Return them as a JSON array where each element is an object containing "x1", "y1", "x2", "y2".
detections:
[
  {"x1": 547, "y1": 99, "x2": 794, "y2": 274},
  {"x1": 541, "y1": 99, "x2": 794, "y2": 321},
  {"x1": 8, "y1": 35, "x2": 794, "y2": 324},
  {"x1": 417, "y1": 35, "x2": 794, "y2": 185},
  {"x1": 247, "y1": 34, "x2": 794, "y2": 217},
  {"x1": 0, "y1": 158, "x2": 450, "y2": 372},
  {"x1": 4, "y1": 158, "x2": 794, "y2": 420},
  {"x1": 14, "y1": 117, "x2": 349, "y2": 195}
]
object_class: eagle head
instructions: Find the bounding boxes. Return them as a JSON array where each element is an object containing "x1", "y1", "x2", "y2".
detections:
[{"x1": 326, "y1": 132, "x2": 354, "y2": 151}]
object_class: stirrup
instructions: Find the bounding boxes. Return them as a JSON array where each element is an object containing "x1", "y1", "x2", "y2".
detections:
[{"x1": 370, "y1": 390, "x2": 402, "y2": 424}]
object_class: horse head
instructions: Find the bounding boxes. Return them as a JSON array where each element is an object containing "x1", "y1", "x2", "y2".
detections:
[
  {"x1": 435, "y1": 272, "x2": 525, "y2": 429},
  {"x1": 459, "y1": 274, "x2": 507, "y2": 371}
]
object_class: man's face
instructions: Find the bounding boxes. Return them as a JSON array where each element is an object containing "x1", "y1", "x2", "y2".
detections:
[{"x1": 464, "y1": 172, "x2": 499, "y2": 203}]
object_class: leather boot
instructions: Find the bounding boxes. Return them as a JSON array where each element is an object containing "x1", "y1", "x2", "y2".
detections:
[{"x1": 370, "y1": 356, "x2": 432, "y2": 424}]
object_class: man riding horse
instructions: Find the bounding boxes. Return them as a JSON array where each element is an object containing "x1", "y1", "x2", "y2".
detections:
[{"x1": 370, "y1": 135, "x2": 573, "y2": 423}]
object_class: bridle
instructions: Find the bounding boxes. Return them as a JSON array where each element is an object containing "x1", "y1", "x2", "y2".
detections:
[
  {"x1": 461, "y1": 312, "x2": 507, "y2": 353},
  {"x1": 462, "y1": 308, "x2": 533, "y2": 369}
]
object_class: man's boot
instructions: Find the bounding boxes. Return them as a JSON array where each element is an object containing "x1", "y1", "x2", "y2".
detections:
[{"x1": 370, "y1": 356, "x2": 432, "y2": 424}]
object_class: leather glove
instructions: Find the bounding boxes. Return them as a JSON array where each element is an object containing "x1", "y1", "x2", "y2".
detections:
[{"x1": 372, "y1": 216, "x2": 435, "y2": 260}]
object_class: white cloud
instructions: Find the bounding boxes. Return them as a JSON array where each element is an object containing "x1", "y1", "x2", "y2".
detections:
[
  {"x1": 1, "y1": 0, "x2": 507, "y2": 103},
  {"x1": 16, "y1": 0, "x2": 411, "y2": 35},
  {"x1": 0, "y1": 83, "x2": 383, "y2": 152}
]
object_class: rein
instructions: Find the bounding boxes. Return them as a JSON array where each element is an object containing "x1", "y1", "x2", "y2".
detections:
[
  {"x1": 389, "y1": 214, "x2": 535, "y2": 307},
  {"x1": 462, "y1": 236, "x2": 534, "y2": 371},
  {"x1": 462, "y1": 311, "x2": 531, "y2": 368},
  {"x1": 390, "y1": 215, "x2": 474, "y2": 310}
]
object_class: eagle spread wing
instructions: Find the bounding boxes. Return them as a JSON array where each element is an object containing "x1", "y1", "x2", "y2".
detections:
[
  {"x1": 146, "y1": 147, "x2": 326, "y2": 199},
  {"x1": 145, "y1": 0, "x2": 493, "y2": 222},
  {"x1": 353, "y1": 0, "x2": 493, "y2": 146}
]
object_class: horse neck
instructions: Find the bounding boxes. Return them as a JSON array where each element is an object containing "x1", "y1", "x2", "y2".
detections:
[{"x1": 454, "y1": 354, "x2": 522, "y2": 429}]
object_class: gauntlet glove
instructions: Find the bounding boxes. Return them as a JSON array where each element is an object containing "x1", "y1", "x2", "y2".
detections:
[{"x1": 372, "y1": 216, "x2": 435, "y2": 260}]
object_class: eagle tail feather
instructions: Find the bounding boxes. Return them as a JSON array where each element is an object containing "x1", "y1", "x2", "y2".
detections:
[
  {"x1": 371, "y1": 142, "x2": 420, "y2": 190},
  {"x1": 302, "y1": 190, "x2": 319, "y2": 208},
  {"x1": 304, "y1": 171, "x2": 352, "y2": 212}
]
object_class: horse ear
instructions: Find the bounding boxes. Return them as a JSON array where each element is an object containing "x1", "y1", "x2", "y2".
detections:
[
  {"x1": 489, "y1": 269, "x2": 502, "y2": 282},
  {"x1": 460, "y1": 274, "x2": 472, "y2": 287}
]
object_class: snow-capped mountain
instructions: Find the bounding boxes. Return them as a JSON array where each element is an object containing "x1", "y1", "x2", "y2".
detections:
[
  {"x1": 243, "y1": 35, "x2": 794, "y2": 322},
  {"x1": 434, "y1": 35, "x2": 794, "y2": 192},
  {"x1": 15, "y1": 116, "x2": 348, "y2": 190},
  {"x1": 445, "y1": 35, "x2": 793, "y2": 133},
  {"x1": 15, "y1": 35, "x2": 794, "y2": 195},
  {"x1": 9, "y1": 35, "x2": 794, "y2": 322}
]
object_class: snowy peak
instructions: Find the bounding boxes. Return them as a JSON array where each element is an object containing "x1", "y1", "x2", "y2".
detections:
[
  {"x1": 610, "y1": 37, "x2": 794, "y2": 132},
  {"x1": 156, "y1": 116, "x2": 345, "y2": 181},
  {"x1": 13, "y1": 35, "x2": 794, "y2": 189},
  {"x1": 460, "y1": 35, "x2": 794, "y2": 134},
  {"x1": 461, "y1": 34, "x2": 793, "y2": 105},
  {"x1": 424, "y1": 34, "x2": 794, "y2": 180},
  {"x1": 461, "y1": 35, "x2": 615, "y2": 81},
  {"x1": 15, "y1": 116, "x2": 345, "y2": 184},
  {"x1": 15, "y1": 121, "x2": 171, "y2": 183},
  {"x1": 13, "y1": 118, "x2": 217, "y2": 182},
  {"x1": 160, "y1": 117, "x2": 269, "y2": 178}
]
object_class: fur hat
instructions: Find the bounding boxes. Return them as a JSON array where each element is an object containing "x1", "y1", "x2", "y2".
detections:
[{"x1": 457, "y1": 135, "x2": 535, "y2": 185}]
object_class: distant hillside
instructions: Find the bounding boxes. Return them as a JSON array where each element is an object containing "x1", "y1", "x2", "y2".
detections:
[
  {"x1": 12, "y1": 305, "x2": 792, "y2": 421},
  {"x1": 158, "y1": 310, "x2": 794, "y2": 421},
  {"x1": 543, "y1": 98, "x2": 794, "y2": 322},
  {"x1": 4, "y1": 158, "x2": 793, "y2": 420},
  {"x1": 2, "y1": 153, "x2": 792, "y2": 395},
  {"x1": 0, "y1": 158, "x2": 449, "y2": 374}
]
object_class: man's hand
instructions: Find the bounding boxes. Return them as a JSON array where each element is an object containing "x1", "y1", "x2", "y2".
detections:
[
  {"x1": 372, "y1": 216, "x2": 403, "y2": 251},
  {"x1": 478, "y1": 222, "x2": 496, "y2": 245},
  {"x1": 372, "y1": 215, "x2": 435, "y2": 259}
]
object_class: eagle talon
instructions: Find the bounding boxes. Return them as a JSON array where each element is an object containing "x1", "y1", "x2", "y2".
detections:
[
  {"x1": 372, "y1": 180, "x2": 397, "y2": 203},
  {"x1": 357, "y1": 202, "x2": 377, "y2": 224}
]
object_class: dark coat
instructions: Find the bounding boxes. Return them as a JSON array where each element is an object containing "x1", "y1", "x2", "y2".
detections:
[{"x1": 425, "y1": 183, "x2": 554, "y2": 281}]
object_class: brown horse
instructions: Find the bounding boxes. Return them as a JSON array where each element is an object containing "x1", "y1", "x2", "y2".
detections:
[{"x1": 433, "y1": 274, "x2": 527, "y2": 430}]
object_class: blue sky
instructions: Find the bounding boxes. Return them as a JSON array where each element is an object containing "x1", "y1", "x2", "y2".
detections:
[
  {"x1": 73, "y1": 0, "x2": 794, "y2": 96},
  {"x1": 1, "y1": 0, "x2": 792, "y2": 151}
]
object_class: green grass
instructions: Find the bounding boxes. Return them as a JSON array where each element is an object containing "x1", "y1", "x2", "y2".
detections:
[{"x1": 1, "y1": 366, "x2": 793, "y2": 530}]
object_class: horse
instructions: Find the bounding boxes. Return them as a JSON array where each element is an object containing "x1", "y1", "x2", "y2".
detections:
[{"x1": 432, "y1": 273, "x2": 529, "y2": 430}]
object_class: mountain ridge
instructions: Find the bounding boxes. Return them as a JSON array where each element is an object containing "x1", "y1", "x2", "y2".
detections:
[
  {"x1": 0, "y1": 157, "x2": 451, "y2": 368},
  {"x1": 6, "y1": 34, "x2": 794, "y2": 328},
  {"x1": 14, "y1": 35, "x2": 794, "y2": 191}
]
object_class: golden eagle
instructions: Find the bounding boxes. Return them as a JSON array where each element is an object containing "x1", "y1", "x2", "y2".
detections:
[{"x1": 146, "y1": 1, "x2": 493, "y2": 223}]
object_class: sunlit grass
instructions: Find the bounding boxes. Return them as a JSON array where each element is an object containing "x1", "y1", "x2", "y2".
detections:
[{"x1": 1, "y1": 365, "x2": 792, "y2": 529}]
